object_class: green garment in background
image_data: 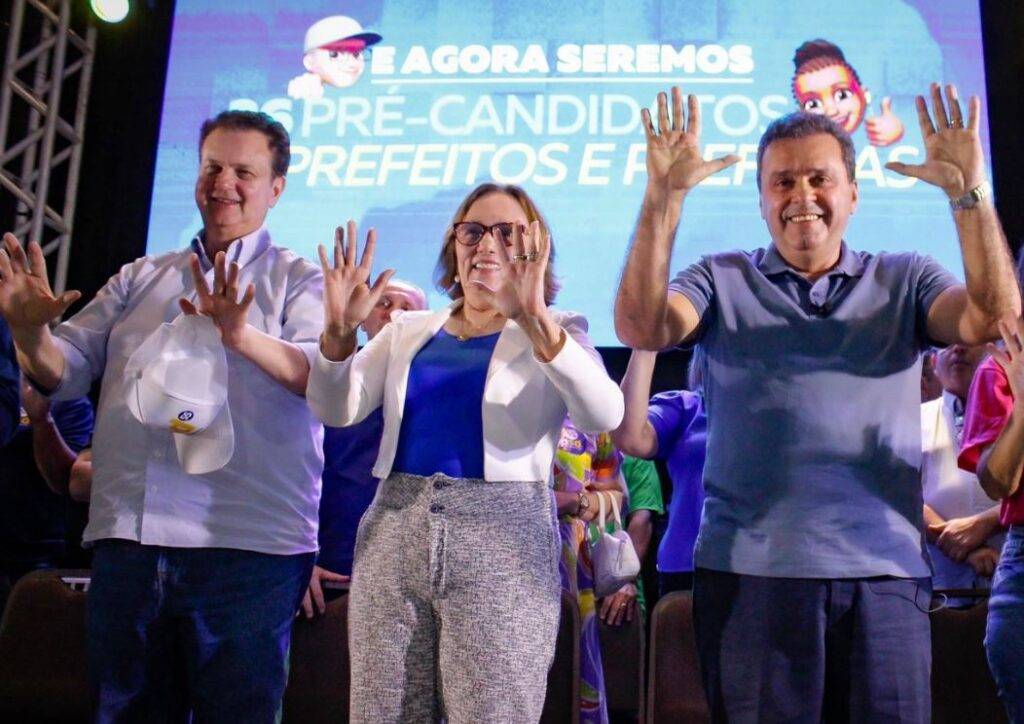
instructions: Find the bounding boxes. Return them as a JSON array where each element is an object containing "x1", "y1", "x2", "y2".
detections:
[{"x1": 614, "y1": 455, "x2": 665, "y2": 615}]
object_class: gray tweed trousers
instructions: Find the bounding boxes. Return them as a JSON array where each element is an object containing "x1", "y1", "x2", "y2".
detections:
[{"x1": 348, "y1": 471, "x2": 562, "y2": 724}]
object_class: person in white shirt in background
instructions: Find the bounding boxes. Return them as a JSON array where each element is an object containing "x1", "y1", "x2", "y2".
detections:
[{"x1": 922, "y1": 343, "x2": 1005, "y2": 598}]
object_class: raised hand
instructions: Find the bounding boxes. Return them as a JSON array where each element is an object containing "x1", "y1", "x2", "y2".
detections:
[
  {"x1": 885, "y1": 83, "x2": 986, "y2": 198},
  {"x1": 864, "y1": 97, "x2": 905, "y2": 147},
  {"x1": 0, "y1": 233, "x2": 81, "y2": 330},
  {"x1": 642, "y1": 87, "x2": 739, "y2": 194},
  {"x1": 989, "y1": 317, "x2": 1024, "y2": 410},
  {"x1": 179, "y1": 250, "x2": 254, "y2": 349},
  {"x1": 287, "y1": 72, "x2": 325, "y2": 101},
  {"x1": 317, "y1": 220, "x2": 394, "y2": 358},
  {"x1": 482, "y1": 221, "x2": 550, "y2": 323}
]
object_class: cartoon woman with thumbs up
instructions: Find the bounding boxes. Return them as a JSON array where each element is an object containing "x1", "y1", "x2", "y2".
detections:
[{"x1": 791, "y1": 38, "x2": 905, "y2": 147}]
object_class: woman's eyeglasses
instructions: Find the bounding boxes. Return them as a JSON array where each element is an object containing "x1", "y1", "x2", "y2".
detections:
[{"x1": 452, "y1": 222, "x2": 515, "y2": 246}]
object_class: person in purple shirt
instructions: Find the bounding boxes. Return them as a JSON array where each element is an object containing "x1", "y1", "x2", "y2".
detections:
[
  {"x1": 300, "y1": 278, "x2": 427, "y2": 618},
  {"x1": 615, "y1": 84, "x2": 1019, "y2": 721},
  {"x1": 613, "y1": 348, "x2": 707, "y2": 596}
]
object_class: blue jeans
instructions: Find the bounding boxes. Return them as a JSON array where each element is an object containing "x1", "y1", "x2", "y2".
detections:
[
  {"x1": 987, "y1": 526, "x2": 1024, "y2": 723},
  {"x1": 693, "y1": 569, "x2": 932, "y2": 723},
  {"x1": 87, "y1": 539, "x2": 314, "y2": 723}
]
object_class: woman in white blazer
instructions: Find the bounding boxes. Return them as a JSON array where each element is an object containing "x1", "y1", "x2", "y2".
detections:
[{"x1": 307, "y1": 183, "x2": 624, "y2": 724}]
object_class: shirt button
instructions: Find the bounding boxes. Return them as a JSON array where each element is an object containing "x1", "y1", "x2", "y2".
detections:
[
  {"x1": 429, "y1": 503, "x2": 444, "y2": 514},
  {"x1": 433, "y1": 480, "x2": 444, "y2": 490}
]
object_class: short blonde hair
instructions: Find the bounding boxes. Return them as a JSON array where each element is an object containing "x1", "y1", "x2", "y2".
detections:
[{"x1": 434, "y1": 183, "x2": 560, "y2": 305}]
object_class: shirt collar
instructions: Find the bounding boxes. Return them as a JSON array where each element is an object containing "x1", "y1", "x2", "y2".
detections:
[
  {"x1": 190, "y1": 225, "x2": 270, "y2": 271},
  {"x1": 758, "y1": 242, "x2": 865, "y2": 279},
  {"x1": 942, "y1": 389, "x2": 965, "y2": 417}
]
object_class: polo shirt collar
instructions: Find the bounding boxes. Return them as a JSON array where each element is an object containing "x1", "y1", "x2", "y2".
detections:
[
  {"x1": 190, "y1": 225, "x2": 270, "y2": 272},
  {"x1": 759, "y1": 242, "x2": 865, "y2": 279}
]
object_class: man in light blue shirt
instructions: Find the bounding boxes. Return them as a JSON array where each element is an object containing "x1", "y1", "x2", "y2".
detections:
[
  {"x1": 615, "y1": 85, "x2": 1020, "y2": 722},
  {"x1": 0, "y1": 111, "x2": 323, "y2": 721}
]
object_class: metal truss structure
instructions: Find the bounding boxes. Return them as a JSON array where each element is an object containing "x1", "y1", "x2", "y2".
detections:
[{"x1": 0, "y1": 0, "x2": 95, "y2": 294}]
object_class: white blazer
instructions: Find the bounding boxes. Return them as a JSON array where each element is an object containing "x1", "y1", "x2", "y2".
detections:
[{"x1": 306, "y1": 303, "x2": 624, "y2": 483}]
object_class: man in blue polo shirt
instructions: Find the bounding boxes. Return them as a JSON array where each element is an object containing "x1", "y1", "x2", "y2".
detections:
[{"x1": 615, "y1": 85, "x2": 1020, "y2": 721}]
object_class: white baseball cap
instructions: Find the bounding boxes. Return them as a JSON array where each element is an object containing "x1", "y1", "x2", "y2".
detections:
[
  {"x1": 125, "y1": 315, "x2": 234, "y2": 475},
  {"x1": 303, "y1": 15, "x2": 382, "y2": 54}
]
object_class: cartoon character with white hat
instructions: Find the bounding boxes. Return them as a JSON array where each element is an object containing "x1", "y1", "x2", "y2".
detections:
[{"x1": 287, "y1": 15, "x2": 382, "y2": 100}]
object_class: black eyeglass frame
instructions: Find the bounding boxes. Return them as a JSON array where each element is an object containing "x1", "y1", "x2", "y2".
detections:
[{"x1": 452, "y1": 221, "x2": 516, "y2": 246}]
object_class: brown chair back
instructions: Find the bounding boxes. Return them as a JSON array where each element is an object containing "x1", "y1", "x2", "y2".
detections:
[
  {"x1": 646, "y1": 591, "x2": 709, "y2": 724},
  {"x1": 930, "y1": 596, "x2": 1007, "y2": 724},
  {"x1": 0, "y1": 569, "x2": 93, "y2": 721},
  {"x1": 282, "y1": 594, "x2": 350, "y2": 723},
  {"x1": 284, "y1": 589, "x2": 579, "y2": 723},
  {"x1": 599, "y1": 610, "x2": 645, "y2": 721},
  {"x1": 541, "y1": 590, "x2": 581, "y2": 724}
]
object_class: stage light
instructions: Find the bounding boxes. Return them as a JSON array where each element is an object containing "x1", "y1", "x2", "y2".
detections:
[{"x1": 90, "y1": 0, "x2": 130, "y2": 23}]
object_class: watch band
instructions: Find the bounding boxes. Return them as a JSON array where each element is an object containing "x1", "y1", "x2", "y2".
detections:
[
  {"x1": 576, "y1": 491, "x2": 590, "y2": 517},
  {"x1": 949, "y1": 181, "x2": 991, "y2": 212}
]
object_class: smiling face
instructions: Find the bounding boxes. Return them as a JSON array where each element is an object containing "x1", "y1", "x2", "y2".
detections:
[
  {"x1": 794, "y1": 63, "x2": 868, "y2": 134},
  {"x1": 759, "y1": 132, "x2": 858, "y2": 271},
  {"x1": 454, "y1": 192, "x2": 528, "y2": 309},
  {"x1": 304, "y1": 46, "x2": 366, "y2": 88},
  {"x1": 935, "y1": 344, "x2": 987, "y2": 402},
  {"x1": 195, "y1": 128, "x2": 285, "y2": 248}
]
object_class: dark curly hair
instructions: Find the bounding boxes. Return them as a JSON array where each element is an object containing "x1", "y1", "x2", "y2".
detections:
[{"x1": 790, "y1": 39, "x2": 863, "y2": 104}]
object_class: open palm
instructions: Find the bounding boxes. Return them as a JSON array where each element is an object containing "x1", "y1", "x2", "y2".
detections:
[
  {"x1": 885, "y1": 83, "x2": 986, "y2": 198},
  {"x1": 179, "y1": 251, "x2": 254, "y2": 349},
  {"x1": 483, "y1": 221, "x2": 550, "y2": 323},
  {"x1": 0, "y1": 233, "x2": 80, "y2": 328},
  {"x1": 643, "y1": 87, "x2": 739, "y2": 192},
  {"x1": 318, "y1": 220, "x2": 394, "y2": 338}
]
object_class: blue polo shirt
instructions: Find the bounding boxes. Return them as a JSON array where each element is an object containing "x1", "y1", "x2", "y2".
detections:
[{"x1": 670, "y1": 243, "x2": 957, "y2": 579}]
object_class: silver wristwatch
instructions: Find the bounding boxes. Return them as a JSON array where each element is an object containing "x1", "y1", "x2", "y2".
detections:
[{"x1": 949, "y1": 181, "x2": 991, "y2": 212}]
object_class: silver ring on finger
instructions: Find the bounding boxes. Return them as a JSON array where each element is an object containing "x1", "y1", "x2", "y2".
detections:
[
  {"x1": 511, "y1": 253, "x2": 529, "y2": 262},
  {"x1": 525, "y1": 251, "x2": 539, "y2": 262}
]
